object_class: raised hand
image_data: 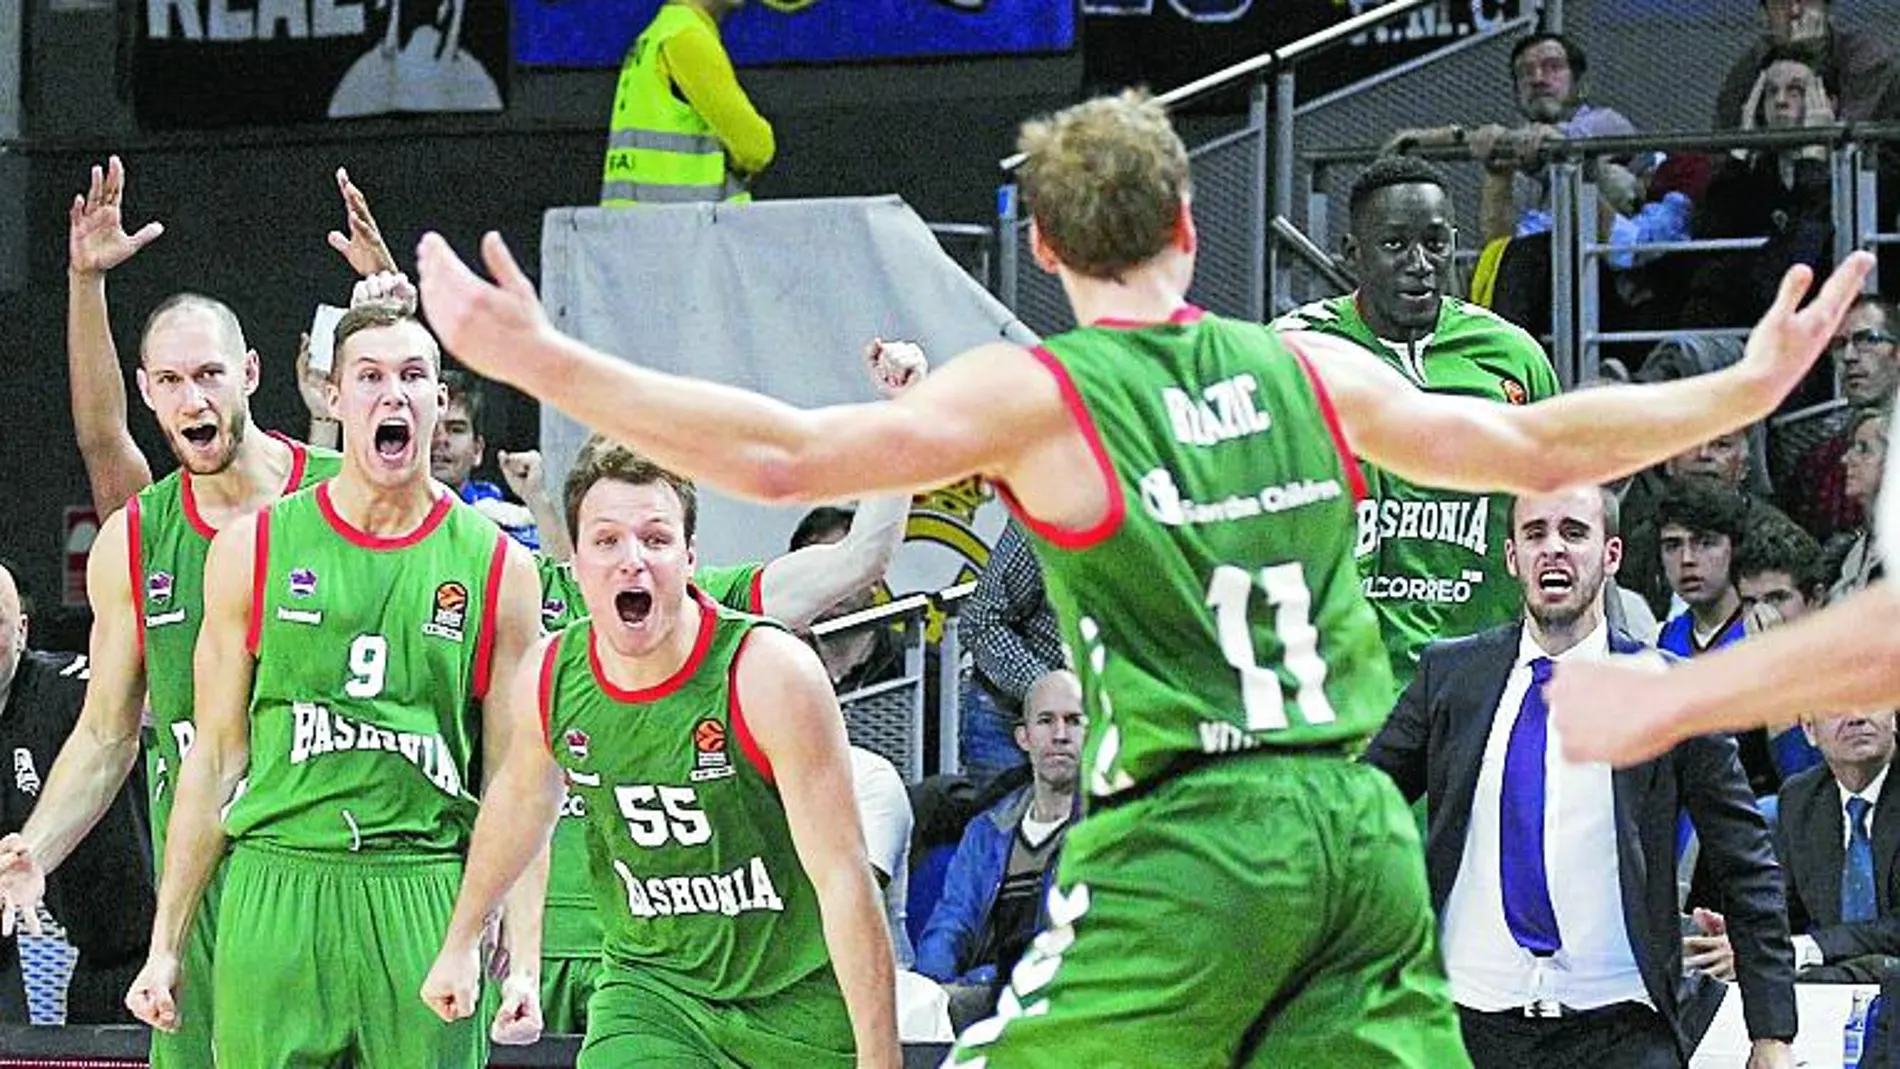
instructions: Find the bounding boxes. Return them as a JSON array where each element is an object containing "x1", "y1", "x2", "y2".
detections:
[
  {"x1": 1740, "y1": 252, "x2": 1875, "y2": 398},
  {"x1": 350, "y1": 270, "x2": 418, "y2": 313},
  {"x1": 69, "y1": 155, "x2": 164, "y2": 277},
  {"x1": 294, "y1": 332, "x2": 334, "y2": 421},
  {"x1": 0, "y1": 834, "x2": 47, "y2": 937},
  {"x1": 497, "y1": 450, "x2": 544, "y2": 501},
  {"x1": 416, "y1": 232, "x2": 551, "y2": 389},
  {"x1": 326, "y1": 167, "x2": 397, "y2": 278},
  {"x1": 864, "y1": 339, "x2": 928, "y2": 397}
]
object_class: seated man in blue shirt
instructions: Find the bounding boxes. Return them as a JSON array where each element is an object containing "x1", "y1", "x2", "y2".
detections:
[
  {"x1": 915, "y1": 669, "x2": 1083, "y2": 1030},
  {"x1": 433, "y1": 369, "x2": 541, "y2": 549}
]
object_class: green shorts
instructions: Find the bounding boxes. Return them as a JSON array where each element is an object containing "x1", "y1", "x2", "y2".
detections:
[
  {"x1": 213, "y1": 843, "x2": 485, "y2": 1069},
  {"x1": 949, "y1": 751, "x2": 1471, "y2": 1069},
  {"x1": 149, "y1": 860, "x2": 221, "y2": 1069},
  {"x1": 580, "y1": 964, "x2": 853, "y2": 1069},
  {"x1": 541, "y1": 954, "x2": 602, "y2": 1036}
]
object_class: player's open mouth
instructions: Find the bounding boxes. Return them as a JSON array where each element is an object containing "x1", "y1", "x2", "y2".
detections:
[
  {"x1": 1537, "y1": 570, "x2": 1573, "y2": 593},
  {"x1": 375, "y1": 420, "x2": 412, "y2": 460},
  {"x1": 616, "y1": 590, "x2": 654, "y2": 626},
  {"x1": 180, "y1": 423, "x2": 217, "y2": 448}
]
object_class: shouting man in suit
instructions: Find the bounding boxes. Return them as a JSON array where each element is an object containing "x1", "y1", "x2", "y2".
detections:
[
  {"x1": 1365, "y1": 485, "x2": 1796, "y2": 1069},
  {"x1": 1774, "y1": 709, "x2": 1900, "y2": 980}
]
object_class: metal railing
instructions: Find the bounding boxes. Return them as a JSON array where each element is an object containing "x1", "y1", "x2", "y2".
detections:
[
  {"x1": 809, "y1": 582, "x2": 974, "y2": 782},
  {"x1": 993, "y1": 0, "x2": 1537, "y2": 328}
]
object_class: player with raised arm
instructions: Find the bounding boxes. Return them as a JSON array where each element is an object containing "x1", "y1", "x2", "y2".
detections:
[{"x1": 414, "y1": 90, "x2": 1870, "y2": 1065}]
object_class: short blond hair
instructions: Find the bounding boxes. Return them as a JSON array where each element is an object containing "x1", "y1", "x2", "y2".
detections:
[
  {"x1": 1016, "y1": 89, "x2": 1190, "y2": 281},
  {"x1": 330, "y1": 301, "x2": 441, "y2": 380}
]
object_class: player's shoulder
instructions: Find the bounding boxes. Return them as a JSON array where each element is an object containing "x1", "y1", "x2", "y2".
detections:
[
  {"x1": 1267, "y1": 294, "x2": 1354, "y2": 335},
  {"x1": 1439, "y1": 298, "x2": 1547, "y2": 354}
]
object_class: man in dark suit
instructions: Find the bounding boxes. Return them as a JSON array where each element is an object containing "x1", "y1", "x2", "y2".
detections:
[
  {"x1": 1365, "y1": 485, "x2": 1796, "y2": 1069},
  {"x1": 1773, "y1": 709, "x2": 1900, "y2": 980}
]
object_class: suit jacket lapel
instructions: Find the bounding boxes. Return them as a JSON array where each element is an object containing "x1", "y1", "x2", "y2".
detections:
[
  {"x1": 1873, "y1": 784, "x2": 1900, "y2": 912},
  {"x1": 1438, "y1": 625, "x2": 1523, "y2": 903}
]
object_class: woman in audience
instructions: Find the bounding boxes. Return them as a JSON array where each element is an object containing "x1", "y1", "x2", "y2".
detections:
[{"x1": 1827, "y1": 405, "x2": 1888, "y2": 603}]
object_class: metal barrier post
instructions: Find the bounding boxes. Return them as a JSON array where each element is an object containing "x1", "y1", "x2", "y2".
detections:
[
  {"x1": 936, "y1": 609, "x2": 964, "y2": 777},
  {"x1": 1853, "y1": 139, "x2": 1882, "y2": 292},
  {"x1": 997, "y1": 182, "x2": 1020, "y2": 315},
  {"x1": 1832, "y1": 138, "x2": 1861, "y2": 279},
  {"x1": 901, "y1": 610, "x2": 927, "y2": 783},
  {"x1": 1548, "y1": 160, "x2": 1580, "y2": 385},
  {"x1": 1272, "y1": 69, "x2": 1298, "y2": 315},
  {"x1": 1542, "y1": 0, "x2": 1563, "y2": 33},
  {"x1": 1575, "y1": 169, "x2": 1601, "y2": 386},
  {"x1": 1250, "y1": 79, "x2": 1272, "y2": 321}
]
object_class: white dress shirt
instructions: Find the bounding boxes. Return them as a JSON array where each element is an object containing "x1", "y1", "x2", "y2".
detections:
[
  {"x1": 1442, "y1": 621, "x2": 1657, "y2": 1011},
  {"x1": 1792, "y1": 764, "x2": 1890, "y2": 969}
]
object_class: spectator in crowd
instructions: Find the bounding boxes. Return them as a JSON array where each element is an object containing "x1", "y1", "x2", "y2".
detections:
[
  {"x1": 1272, "y1": 156, "x2": 1560, "y2": 698},
  {"x1": 1714, "y1": 0, "x2": 1898, "y2": 129},
  {"x1": 1621, "y1": 428, "x2": 1794, "y2": 620},
  {"x1": 1783, "y1": 295, "x2": 1900, "y2": 542},
  {"x1": 1657, "y1": 476, "x2": 1750, "y2": 660},
  {"x1": 0, "y1": 561, "x2": 154, "y2": 1025},
  {"x1": 432, "y1": 369, "x2": 544, "y2": 550},
  {"x1": 1737, "y1": 521, "x2": 1831, "y2": 782},
  {"x1": 790, "y1": 506, "x2": 907, "y2": 692},
  {"x1": 602, "y1": 0, "x2": 773, "y2": 205},
  {"x1": 850, "y1": 747, "x2": 915, "y2": 969},
  {"x1": 915, "y1": 669, "x2": 1083, "y2": 1031},
  {"x1": 1364, "y1": 485, "x2": 1796, "y2": 1069},
  {"x1": 1827, "y1": 404, "x2": 1889, "y2": 603},
  {"x1": 1685, "y1": 47, "x2": 1838, "y2": 333},
  {"x1": 960, "y1": 520, "x2": 1064, "y2": 780},
  {"x1": 1772, "y1": 709, "x2": 1900, "y2": 982}
]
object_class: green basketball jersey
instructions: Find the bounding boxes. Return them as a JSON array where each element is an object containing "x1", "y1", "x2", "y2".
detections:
[
  {"x1": 1016, "y1": 307, "x2": 1392, "y2": 801},
  {"x1": 541, "y1": 598, "x2": 830, "y2": 999},
  {"x1": 1270, "y1": 295, "x2": 1559, "y2": 695},
  {"x1": 130, "y1": 438, "x2": 341, "y2": 860},
  {"x1": 539, "y1": 555, "x2": 769, "y2": 957},
  {"x1": 224, "y1": 482, "x2": 506, "y2": 857}
]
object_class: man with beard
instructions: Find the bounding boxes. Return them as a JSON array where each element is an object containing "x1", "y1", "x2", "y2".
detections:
[
  {"x1": 1364, "y1": 486, "x2": 1796, "y2": 1069},
  {"x1": 121, "y1": 302, "x2": 545, "y2": 1067},
  {"x1": 0, "y1": 157, "x2": 353, "y2": 1068},
  {"x1": 419, "y1": 443, "x2": 900, "y2": 1068},
  {"x1": 1273, "y1": 155, "x2": 1561, "y2": 699}
]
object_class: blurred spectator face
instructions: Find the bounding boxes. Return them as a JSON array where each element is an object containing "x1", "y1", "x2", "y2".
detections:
[
  {"x1": 0, "y1": 564, "x2": 24, "y2": 698},
  {"x1": 1761, "y1": 0, "x2": 1828, "y2": 45},
  {"x1": 1017, "y1": 670, "x2": 1085, "y2": 796},
  {"x1": 1738, "y1": 568, "x2": 1817, "y2": 624},
  {"x1": 1832, "y1": 304, "x2": 1900, "y2": 407},
  {"x1": 1505, "y1": 487, "x2": 1620, "y2": 633},
  {"x1": 1805, "y1": 710, "x2": 1897, "y2": 778},
  {"x1": 1664, "y1": 432, "x2": 1748, "y2": 486},
  {"x1": 1345, "y1": 182, "x2": 1455, "y2": 339},
  {"x1": 430, "y1": 397, "x2": 484, "y2": 487},
  {"x1": 138, "y1": 305, "x2": 257, "y2": 477},
  {"x1": 1760, "y1": 59, "x2": 1821, "y2": 129},
  {"x1": 1512, "y1": 40, "x2": 1578, "y2": 124},
  {"x1": 1659, "y1": 522, "x2": 1737, "y2": 611},
  {"x1": 1842, "y1": 414, "x2": 1889, "y2": 510}
]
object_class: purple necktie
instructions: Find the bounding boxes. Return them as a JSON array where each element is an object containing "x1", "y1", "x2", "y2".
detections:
[{"x1": 1501, "y1": 656, "x2": 1562, "y2": 956}]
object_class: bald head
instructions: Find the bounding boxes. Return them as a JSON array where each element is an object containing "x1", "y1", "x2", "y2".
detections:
[
  {"x1": 139, "y1": 293, "x2": 248, "y2": 366},
  {"x1": 1025, "y1": 669, "x2": 1082, "y2": 719},
  {"x1": 0, "y1": 561, "x2": 26, "y2": 699}
]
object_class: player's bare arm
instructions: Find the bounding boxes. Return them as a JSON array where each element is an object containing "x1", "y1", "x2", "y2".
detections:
[
  {"x1": 0, "y1": 508, "x2": 148, "y2": 933},
  {"x1": 736, "y1": 628, "x2": 900, "y2": 1069},
  {"x1": 68, "y1": 155, "x2": 164, "y2": 517},
  {"x1": 325, "y1": 167, "x2": 398, "y2": 278},
  {"x1": 417, "y1": 232, "x2": 1077, "y2": 507},
  {"x1": 1300, "y1": 253, "x2": 1874, "y2": 495},
  {"x1": 479, "y1": 538, "x2": 552, "y2": 1045},
  {"x1": 423, "y1": 632, "x2": 566, "y2": 1026},
  {"x1": 127, "y1": 513, "x2": 257, "y2": 1032},
  {"x1": 498, "y1": 450, "x2": 574, "y2": 563}
]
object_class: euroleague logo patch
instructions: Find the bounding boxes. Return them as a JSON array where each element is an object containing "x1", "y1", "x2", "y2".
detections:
[
  {"x1": 1500, "y1": 377, "x2": 1529, "y2": 405},
  {"x1": 423, "y1": 581, "x2": 469, "y2": 642},
  {"x1": 690, "y1": 717, "x2": 734, "y2": 783}
]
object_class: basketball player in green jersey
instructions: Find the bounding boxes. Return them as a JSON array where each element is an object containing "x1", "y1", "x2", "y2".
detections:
[
  {"x1": 122, "y1": 301, "x2": 546, "y2": 1067},
  {"x1": 0, "y1": 157, "x2": 362, "y2": 1067},
  {"x1": 420, "y1": 442, "x2": 901, "y2": 1067},
  {"x1": 534, "y1": 343, "x2": 923, "y2": 1036},
  {"x1": 415, "y1": 90, "x2": 1870, "y2": 1066},
  {"x1": 1272, "y1": 156, "x2": 1560, "y2": 696}
]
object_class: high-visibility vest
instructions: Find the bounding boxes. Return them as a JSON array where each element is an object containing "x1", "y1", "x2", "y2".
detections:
[{"x1": 601, "y1": 4, "x2": 750, "y2": 206}]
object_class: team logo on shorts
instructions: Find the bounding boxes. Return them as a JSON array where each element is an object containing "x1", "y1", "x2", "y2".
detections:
[
  {"x1": 564, "y1": 728, "x2": 591, "y2": 762},
  {"x1": 147, "y1": 571, "x2": 175, "y2": 605},
  {"x1": 288, "y1": 567, "x2": 319, "y2": 598},
  {"x1": 690, "y1": 718, "x2": 734, "y2": 782},
  {"x1": 1500, "y1": 377, "x2": 1529, "y2": 405},
  {"x1": 423, "y1": 581, "x2": 469, "y2": 642}
]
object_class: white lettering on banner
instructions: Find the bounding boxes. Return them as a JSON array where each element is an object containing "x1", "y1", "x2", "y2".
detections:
[
  {"x1": 1160, "y1": 374, "x2": 1271, "y2": 447},
  {"x1": 147, "y1": 0, "x2": 364, "y2": 42},
  {"x1": 611, "y1": 855, "x2": 786, "y2": 919},
  {"x1": 1355, "y1": 497, "x2": 1491, "y2": 557},
  {"x1": 1140, "y1": 467, "x2": 1343, "y2": 529},
  {"x1": 1361, "y1": 575, "x2": 1476, "y2": 605},
  {"x1": 288, "y1": 702, "x2": 463, "y2": 796}
]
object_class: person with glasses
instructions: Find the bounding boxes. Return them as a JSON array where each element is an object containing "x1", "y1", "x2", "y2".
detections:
[{"x1": 1782, "y1": 295, "x2": 1900, "y2": 542}]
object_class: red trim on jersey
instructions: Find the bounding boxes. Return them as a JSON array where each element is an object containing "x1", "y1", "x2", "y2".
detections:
[
  {"x1": 538, "y1": 634, "x2": 563, "y2": 752},
  {"x1": 995, "y1": 346, "x2": 1125, "y2": 550},
  {"x1": 178, "y1": 474, "x2": 218, "y2": 541},
  {"x1": 747, "y1": 568, "x2": 766, "y2": 615},
  {"x1": 315, "y1": 482, "x2": 453, "y2": 550},
  {"x1": 126, "y1": 496, "x2": 147, "y2": 661},
  {"x1": 1289, "y1": 346, "x2": 1369, "y2": 504},
  {"x1": 273, "y1": 433, "x2": 310, "y2": 495},
  {"x1": 588, "y1": 589, "x2": 717, "y2": 703},
  {"x1": 727, "y1": 632, "x2": 775, "y2": 785},
  {"x1": 1089, "y1": 304, "x2": 1205, "y2": 330},
  {"x1": 245, "y1": 508, "x2": 271, "y2": 655},
  {"x1": 471, "y1": 534, "x2": 508, "y2": 701}
]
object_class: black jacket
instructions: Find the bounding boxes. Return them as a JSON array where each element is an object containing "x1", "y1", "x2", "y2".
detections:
[
  {"x1": 0, "y1": 649, "x2": 154, "y2": 966},
  {"x1": 1363, "y1": 623, "x2": 1798, "y2": 1054},
  {"x1": 1774, "y1": 760, "x2": 1900, "y2": 962}
]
